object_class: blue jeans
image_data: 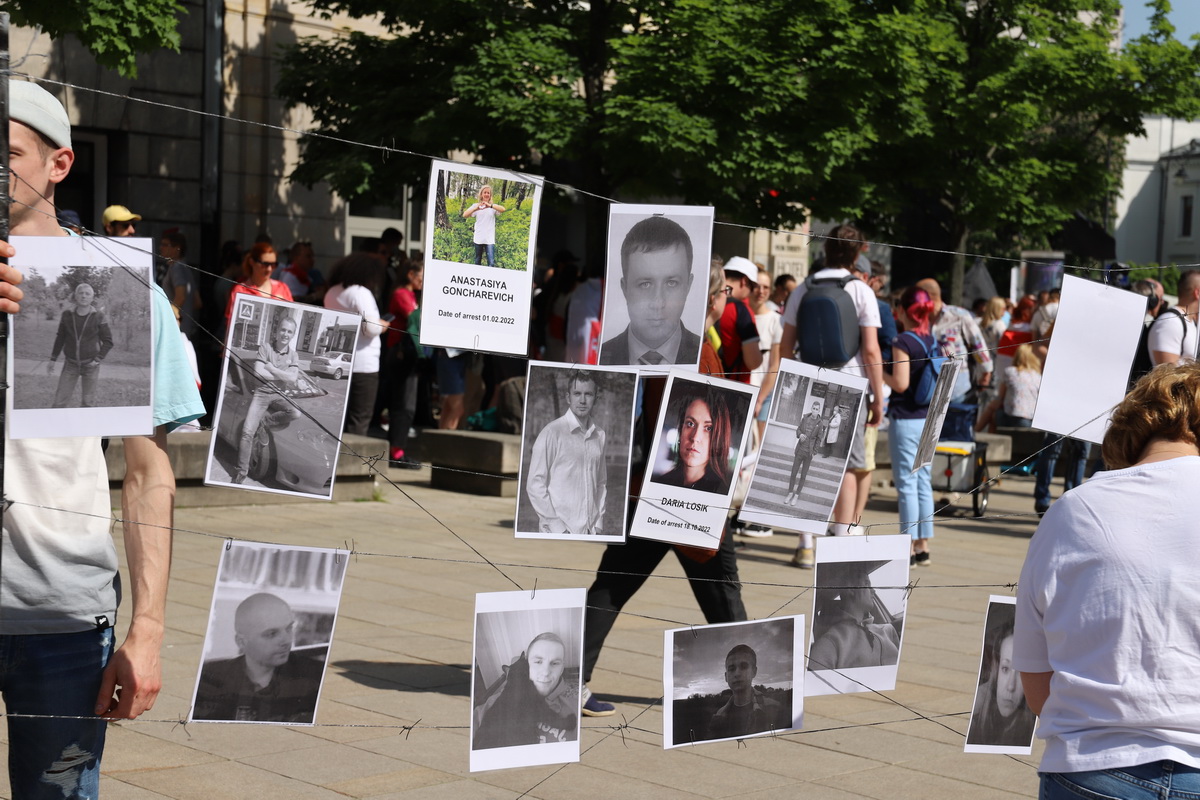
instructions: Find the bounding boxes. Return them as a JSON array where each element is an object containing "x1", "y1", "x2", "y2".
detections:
[
  {"x1": 0, "y1": 628, "x2": 114, "y2": 799},
  {"x1": 1041, "y1": 761, "x2": 1200, "y2": 799},
  {"x1": 888, "y1": 417, "x2": 933, "y2": 540},
  {"x1": 53, "y1": 359, "x2": 100, "y2": 408},
  {"x1": 1035, "y1": 433, "x2": 1090, "y2": 508},
  {"x1": 474, "y1": 243, "x2": 496, "y2": 267}
]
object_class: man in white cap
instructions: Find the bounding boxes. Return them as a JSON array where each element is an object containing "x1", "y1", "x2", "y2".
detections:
[
  {"x1": 2, "y1": 79, "x2": 204, "y2": 797},
  {"x1": 717, "y1": 255, "x2": 763, "y2": 382},
  {"x1": 102, "y1": 204, "x2": 141, "y2": 236}
]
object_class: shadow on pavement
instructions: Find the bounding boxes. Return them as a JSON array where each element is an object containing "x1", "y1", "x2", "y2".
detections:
[{"x1": 333, "y1": 660, "x2": 472, "y2": 696}]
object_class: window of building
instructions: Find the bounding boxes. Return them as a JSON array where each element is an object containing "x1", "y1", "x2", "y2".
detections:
[{"x1": 1183, "y1": 194, "x2": 1195, "y2": 239}]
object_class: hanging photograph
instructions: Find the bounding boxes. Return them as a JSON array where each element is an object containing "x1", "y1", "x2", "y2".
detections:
[
  {"x1": 597, "y1": 204, "x2": 714, "y2": 373},
  {"x1": 205, "y1": 294, "x2": 361, "y2": 500},
  {"x1": 190, "y1": 541, "x2": 348, "y2": 725},
  {"x1": 964, "y1": 596, "x2": 1037, "y2": 754},
  {"x1": 806, "y1": 534, "x2": 910, "y2": 697},
  {"x1": 515, "y1": 362, "x2": 640, "y2": 542},
  {"x1": 663, "y1": 616, "x2": 803, "y2": 749},
  {"x1": 1033, "y1": 274, "x2": 1145, "y2": 445},
  {"x1": 421, "y1": 160, "x2": 543, "y2": 355},
  {"x1": 912, "y1": 356, "x2": 966, "y2": 473},
  {"x1": 470, "y1": 588, "x2": 585, "y2": 772},
  {"x1": 9, "y1": 236, "x2": 155, "y2": 439},
  {"x1": 739, "y1": 360, "x2": 868, "y2": 534},
  {"x1": 629, "y1": 370, "x2": 757, "y2": 549}
]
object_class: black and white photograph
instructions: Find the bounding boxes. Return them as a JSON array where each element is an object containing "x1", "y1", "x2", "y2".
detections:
[
  {"x1": 421, "y1": 159, "x2": 543, "y2": 355},
  {"x1": 9, "y1": 236, "x2": 155, "y2": 439},
  {"x1": 739, "y1": 361, "x2": 868, "y2": 534},
  {"x1": 190, "y1": 542, "x2": 347, "y2": 725},
  {"x1": 806, "y1": 534, "x2": 910, "y2": 697},
  {"x1": 515, "y1": 362, "x2": 639, "y2": 542},
  {"x1": 964, "y1": 596, "x2": 1037, "y2": 754},
  {"x1": 205, "y1": 294, "x2": 361, "y2": 499},
  {"x1": 912, "y1": 356, "x2": 966, "y2": 473},
  {"x1": 470, "y1": 588, "x2": 585, "y2": 772},
  {"x1": 663, "y1": 617, "x2": 804, "y2": 749},
  {"x1": 597, "y1": 204, "x2": 714, "y2": 372},
  {"x1": 630, "y1": 370, "x2": 757, "y2": 550}
]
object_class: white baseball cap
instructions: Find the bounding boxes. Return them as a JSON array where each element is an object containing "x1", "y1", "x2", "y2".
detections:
[
  {"x1": 10, "y1": 80, "x2": 71, "y2": 150},
  {"x1": 724, "y1": 256, "x2": 759, "y2": 285}
]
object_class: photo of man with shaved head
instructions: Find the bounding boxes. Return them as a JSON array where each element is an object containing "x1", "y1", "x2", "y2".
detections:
[{"x1": 193, "y1": 592, "x2": 326, "y2": 723}]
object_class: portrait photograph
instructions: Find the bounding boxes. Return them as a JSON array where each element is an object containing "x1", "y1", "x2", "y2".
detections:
[
  {"x1": 515, "y1": 362, "x2": 639, "y2": 542},
  {"x1": 597, "y1": 204, "x2": 714, "y2": 372},
  {"x1": 806, "y1": 534, "x2": 911, "y2": 697},
  {"x1": 740, "y1": 361, "x2": 868, "y2": 534},
  {"x1": 631, "y1": 371, "x2": 757, "y2": 550},
  {"x1": 470, "y1": 588, "x2": 585, "y2": 772},
  {"x1": 964, "y1": 596, "x2": 1038, "y2": 754},
  {"x1": 205, "y1": 294, "x2": 361, "y2": 500},
  {"x1": 429, "y1": 165, "x2": 538, "y2": 271},
  {"x1": 189, "y1": 541, "x2": 348, "y2": 725},
  {"x1": 9, "y1": 236, "x2": 155, "y2": 439},
  {"x1": 663, "y1": 617, "x2": 803, "y2": 749},
  {"x1": 421, "y1": 160, "x2": 542, "y2": 355}
]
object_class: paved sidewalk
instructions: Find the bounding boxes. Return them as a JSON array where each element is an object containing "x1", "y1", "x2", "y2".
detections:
[{"x1": 1, "y1": 464, "x2": 1052, "y2": 799}]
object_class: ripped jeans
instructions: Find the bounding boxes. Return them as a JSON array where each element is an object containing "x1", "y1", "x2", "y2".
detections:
[{"x1": 0, "y1": 628, "x2": 113, "y2": 798}]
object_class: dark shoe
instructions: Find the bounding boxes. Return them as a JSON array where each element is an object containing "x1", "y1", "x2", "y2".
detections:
[
  {"x1": 581, "y1": 687, "x2": 616, "y2": 717},
  {"x1": 1034, "y1": 503, "x2": 1050, "y2": 514},
  {"x1": 910, "y1": 554, "x2": 917, "y2": 567},
  {"x1": 915, "y1": 551, "x2": 931, "y2": 567}
]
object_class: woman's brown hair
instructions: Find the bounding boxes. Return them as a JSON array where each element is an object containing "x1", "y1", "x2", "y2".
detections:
[{"x1": 1102, "y1": 362, "x2": 1200, "y2": 469}]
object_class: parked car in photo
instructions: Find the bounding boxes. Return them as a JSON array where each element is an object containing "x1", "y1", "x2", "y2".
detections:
[{"x1": 309, "y1": 351, "x2": 353, "y2": 380}]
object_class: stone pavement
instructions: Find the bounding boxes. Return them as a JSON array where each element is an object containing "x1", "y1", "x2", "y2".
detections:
[{"x1": 0, "y1": 462, "x2": 1054, "y2": 799}]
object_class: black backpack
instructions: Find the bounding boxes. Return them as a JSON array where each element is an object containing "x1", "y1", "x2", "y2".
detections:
[
  {"x1": 796, "y1": 273, "x2": 861, "y2": 368},
  {"x1": 1127, "y1": 308, "x2": 1186, "y2": 390}
]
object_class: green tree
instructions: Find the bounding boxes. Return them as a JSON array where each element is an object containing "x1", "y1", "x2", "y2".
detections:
[
  {"x1": 3, "y1": 0, "x2": 185, "y2": 78},
  {"x1": 277, "y1": 0, "x2": 1200, "y2": 296}
]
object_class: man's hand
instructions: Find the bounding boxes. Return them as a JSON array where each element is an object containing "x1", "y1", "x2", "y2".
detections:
[
  {"x1": 977, "y1": 371, "x2": 992, "y2": 388},
  {"x1": 867, "y1": 398, "x2": 884, "y2": 427},
  {"x1": 0, "y1": 240, "x2": 25, "y2": 313},
  {"x1": 94, "y1": 632, "x2": 162, "y2": 719},
  {"x1": 44, "y1": 360, "x2": 56, "y2": 375}
]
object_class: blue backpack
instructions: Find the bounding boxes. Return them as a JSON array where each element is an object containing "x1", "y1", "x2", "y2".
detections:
[
  {"x1": 900, "y1": 331, "x2": 946, "y2": 406},
  {"x1": 796, "y1": 273, "x2": 861, "y2": 367}
]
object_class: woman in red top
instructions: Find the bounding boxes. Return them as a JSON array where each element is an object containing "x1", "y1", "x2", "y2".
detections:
[
  {"x1": 384, "y1": 261, "x2": 424, "y2": 468},
  {"x1": 224, "y1": 243, "x2": 294, "y2": 323}
]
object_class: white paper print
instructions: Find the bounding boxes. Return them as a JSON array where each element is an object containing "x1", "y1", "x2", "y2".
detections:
[
  {"x1": 964, "y1": 596, "x2": 1037, "y2": 754},
  {"x1": 913, "y1": 356, "x2": 966, "y2": 473},
  {"x1": 205, "y1": 294, "x2": 361, "y2": 500},
  {"x1": 739, "y1": 361, "x2": 868, "y2": 534},
  {"x1": 663, "y1": 616, "x2": 804, "y2": 748},
  {"x1": 470, "y1": 588, "x2": 586, "y2": 772},
  {"x1": 1032, "y1": 274, "x2": 1145, "y2": 445},
  {"x1": 630, "y1": 370, "x2": 758, "y2": 549},
  {"x1": 421, "y1": 160, "x2": 543, "y2": 355},
  {"x1": 806, "y1": 534, "x2": 910, "y2": 697},
  {"x1": 597, "y1": 204, "x2": 714, "y2": 372},
  {"x1": 9, "y1": 236, "x2": 155, "y2": 439},
  {"x1": 515, "y1": 362, "x2": 640, "y2": 542},
  {"x1": 190, "y1": 541, "x2": 348, "y2": 725}
]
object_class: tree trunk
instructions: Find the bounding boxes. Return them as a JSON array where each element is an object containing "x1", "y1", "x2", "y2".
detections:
[
  {"x1": 434, "y1": 169, "x2": 450, "y2": 230},
  {"x1": 949, "y1": 220, "x2": 969, "y2": 307}
]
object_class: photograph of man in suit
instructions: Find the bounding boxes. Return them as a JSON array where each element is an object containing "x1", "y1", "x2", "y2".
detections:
[{"x1": 600, "y1": 216, "x2": 701, "y2": 367}]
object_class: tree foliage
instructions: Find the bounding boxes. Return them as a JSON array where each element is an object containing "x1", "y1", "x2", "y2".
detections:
[
  {"x1": 277, "y1": 0, "x2": 1200, "y2": 293},
  {"x1": 3, "y1": 0, "x2": 185, "y2": 78}
]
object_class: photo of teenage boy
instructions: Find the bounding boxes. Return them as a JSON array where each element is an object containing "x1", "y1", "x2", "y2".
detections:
[
  {"x1": 233, "y1": 313, "x2": 303, "y2": 484},
  {"x1": 47, "y1": 282, "x2": 113, "y2": 408},
  {"x1": 600, "y1": 216, "x2": 701, "y2": 367},
  {"x1": 707, "y1": 644, "x2": 783, "y2": 740}
]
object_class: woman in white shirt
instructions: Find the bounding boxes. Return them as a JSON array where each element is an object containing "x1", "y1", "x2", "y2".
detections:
[
  {"x1": 1016, "y1": 362, "x2": 1200, "y2": 799},
  {"x1": 324, "y1": 253, "x2": 387, "y2": 435}
]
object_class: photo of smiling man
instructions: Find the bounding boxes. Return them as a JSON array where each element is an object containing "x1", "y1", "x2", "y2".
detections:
[{"x1": 599, "y1": 206, "x2": 714, "y2": 371}]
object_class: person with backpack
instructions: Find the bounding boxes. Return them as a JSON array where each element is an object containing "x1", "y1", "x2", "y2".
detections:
[
  {"x1": 1147, "y1": 270, "x2": 1200, "y2": 367},
  {"x1": 779, "y1": 224, "x2": 884, "y2": 567},
  {"x1": 883, "y1": 286, "x2": 939, "y2": 566}
]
